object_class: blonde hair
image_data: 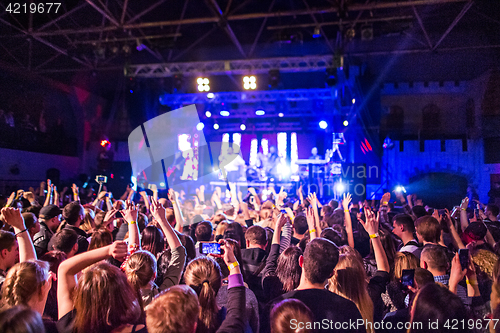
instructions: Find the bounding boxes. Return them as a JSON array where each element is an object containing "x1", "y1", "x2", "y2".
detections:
[
  {"x1": 184, "y1": 257, "x2": 222, "y2": 332},
  {"x1": 125, "y1": 250, "x2": 157, "y2": 290},
  {"x1": 328, "y1": 254, "x2": 374, "y2": 333},
  {"x1": 393, "y1": 251, "x2": 419, "y2": 281},
  {"x1": 1, "y1": 260, "x2": 49, "y2": 308},
  {"x1": 472, "y1": 249, "x2": 498, "y2": 280},
  {"x1": 80, "y1": 208, "x2": 95, "y2": 233},
  {"x1": 146, "y1": 285, "x2": 199, "y2": 333}
]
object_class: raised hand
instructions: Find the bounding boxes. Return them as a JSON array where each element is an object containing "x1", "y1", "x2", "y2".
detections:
[
  {"x1": 342, "y1": 193, "x2": 352, "y2": 211},
  {"x1": 248, "y1": 187, "x2": 257, "y2": 197},
  {"x1": 1, "y1": 207, "x2": 26, "y2": 230},
  {"x1": 220, "y1": 239, "x2": 237, "y2": 267},
  {"x1": 72, "y1": 183, "x2": 79, "y2": 194},
  {"x1": 108, "y1": 241, "x2": 128, "y2": 261},
  {"x1": 23, "y1": 191, "x2": 35, "y2": 202},
  {"x1": 168, "y1": 188, "x2": 176, "y2": 202},
  {"x1": 151, "y1": 197, "x2": 167, "y2": 223},
  {"x1": 275, "y1": 213, "x2": 288, "y2": 230},
  {"x1": 98, "y1": 191, "x2": 107, "y2": 200},
  {"x1": 306, "y1": 206, "x2": 315, "y2": 230},
  {"x1": 359, "y1": 207, "x2": 379, "y2": 235},
  {"x1": 103, "y1": 208, "x2": 118, "y2": 225},
  {"x1": 307, "y1": 192, "x2": 318, "y2": 208},
  {"x1": 381, "y1": 192, "x2": 391, "y2": 204},
  {"x1": 432, "y1": 209, "x2": 442, "y2": 223},
  {"x1": 122, "y1": 200, "x2": 138, "y2": 223},
  {"x1": 460, "y1": 197, "x2": 469, "y2": 210}
]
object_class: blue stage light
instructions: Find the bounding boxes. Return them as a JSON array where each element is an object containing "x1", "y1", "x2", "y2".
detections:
[{"x1": 319, "y1": 120, "x2": 328, "y2": 129}]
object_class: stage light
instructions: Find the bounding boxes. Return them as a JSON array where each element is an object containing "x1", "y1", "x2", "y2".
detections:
[
  {"x1": 129, "y1": 90, "x2": 133, "y2": 93},
  {"x1": 335, "y1": 182, "x2": 345, "y2": 193},
  {"x1": 395, "y1": 186, "x2": 406, "y2": 193},
  {"x1": 159, "y1": 182, "x2": 165, "y2": 187},
  {"x1": 197, "y1": 77, "x2": 210, "y2": 92},
  {"x1": 240, "y1": 124, "x2": 246, "y2": 131},
  {"x1": 262, "y1": 194, "x2": 268, "y2": 201},
  {"x1": 100, "y1": 139, "x2": 110, "y2": 147},
  {"x1": 282, "y1": 165, "x2": 291, "y2": 177},
  {"x1": 319, "y1": 120, "x2": 328, "y2": 129},
  {"x1": 205, "y1": 111, "x2": 212, "y2": 118},
  {"x1": 255, "y1": 109, "x2": 265, "y2": 116},
  {"x1": 352, "y1": 98, "x2": 356, "y2": 104},
  {"x1": 207, "y1": 92, "x2": 215, "y2": 99},
  {"x1": 196, "y1": 122, "x2": 204, "y2": 131},
  {"x1": 343, "y1": 120, "x2": 349, "y2": 126},
  {"x1": 243, "y1": 76, "x2": 257, "y2": 90},
  {"x1": 313, "y1": 26, "x2": 321, "y2": 38},
  {"x1": 220, "y1": 110, "x2": 230, "y2": 117},
  {"x1": 278, "y1": 113, "x2": 284, "y2": 117},
  {"x1": 213, "y1": 123, "x2": 219, "y2": 130}
]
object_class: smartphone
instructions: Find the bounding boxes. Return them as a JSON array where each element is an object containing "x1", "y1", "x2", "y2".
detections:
[
  {"x1": 199, "y1": 242, "x2": 224, "y2": 255},
  {"x1": 96, "y1": 175, "x2": 107, "y2": 183},
  {"x1": 400, "y1": 269, "x2": 415, "y2": 291},
  {"x1": 459, "y1": 249, "x2": 469, "y2": 270}
]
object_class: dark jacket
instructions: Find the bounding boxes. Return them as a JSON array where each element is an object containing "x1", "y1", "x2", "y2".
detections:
[
  {"x1": 241, "y1": 247, "x2": 267, "y2": 304},
  {"x1": 34, "y1": 222, "x2": 54, "y2": 257}
]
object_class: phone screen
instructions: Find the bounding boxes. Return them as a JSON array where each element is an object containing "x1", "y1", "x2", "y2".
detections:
[
  {"x1": 401, "y1": 269, "x2": 415, "y2": 290},
  {"x1": 459, "y1": 249, "x2": 469, "y2": 270},
  {"x1": 200, "y1": 242, "x2": 222, "y2": 255}
]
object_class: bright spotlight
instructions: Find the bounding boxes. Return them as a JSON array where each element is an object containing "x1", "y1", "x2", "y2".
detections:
[
  {"x1": 197, "y1": 77, "x2": 210, "y2": 92},
  {"x1": 262, "y1": 194, "x2": 268, "y2": 201},
  {"x1": 207, "y1": 92, "x2": 215, "y2": 99},
  {"x1": 243, "y1": 76, "x2": 257, "y2": 90},
  {"x1": 159, "y1": 182, "x2": 165, "y2": 187},
  {"x1": 319, "y1": 120, "x2": 328, "y2": 129},
  {"x1": 343, "y1": 120, "x2": 349, "y2": 126},
  {"x1": 278, "y1": 113, "x2": 284, "y2": 117},
  {"x1": 240, "y1": 124, "x2": 246, "y2": 131},
  {"x1": 196, "y1": 122, "x2": 204, "y2": 131},
  {"x1": 395, "y1": 186, "x2": 406, "y2": 193},
  {"x1": 282, "y1": 165, "x2": 291, "y2": 177},
  {"x1": 220, "y1": 110, "x2": 230, "y2": 117},
  {"x1": 352, "y1": 98, "x2": 356, "y2": 104},
  {"x1": 205, "y1": 111, "x2": 212, "y2": 118},
  {"x1": 255, "y1": 110, "x2": 265, "y2": 116},
  {"x1": 213, "y1": 123, "x2": 219, "y2": 130},
  {"x1": 335, "y1": 182, "x2": 345, "y2": 193}
]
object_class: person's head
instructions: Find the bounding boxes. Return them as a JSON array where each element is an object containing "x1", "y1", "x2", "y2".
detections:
[
  {"x1": 0, "y1": 231, "x2": 18, "y2": 271},
  {"x1": 328, "y1": 253, "x2": 373, "y2": 324},
  {"x1": 414, "y1": 215, "x2": 441, "y2": 244},
  {"x1": 245, "y1": 225, "x2": 267, "y2": 249},
  {"x1": 80, "y1": 208, "x2": 95, "y2": 233},
  {"x1": 195, "y1": 221, "x2": 213, "y2": 242},
  {"x1": 392, "y1": 214, "x2": 415, "y2": 238},
  {"x1": 1, "y1": 260, "x2": 51, "y2": 310},
  {"x1": 0, "y1": 306, "x2": 45, "y2": 333},
  {"x1": 74, "y1": 262, "x2": 141, "y2": 333},
  {"x1": 270, "y1": 146, "x2": 276, "y2": 154},
  {"x1": 413, "y1": 267, "x2": 435, "y2": 290},
  {"x1": 276, "y1": 246, "x2": 303, "y2": 292},
  {"x1": 462, "y1": 222, "x2": 488, "y2": 245},
  {"x1": 39, "y1": 250, "x2": 67, "y2": 275},
  {"x1": 320, "y1": 227, "x2": 345, "y2": 247},
  {"x1": 124, "y1": 250, "x2": 157, "y2": 296},
  {"x1": 141, "y1": 226, "x2": 165, "y2": 257},
  {"x1": 420, "y1": 244, "x2": 449, "y2": 275},
  {"x1": 301, "y1": 238, "x2": 339, "y2": 285},
  {"x1": 328, "y1": 199, "x2": 339, "y2": 210},
  {"x1": 183, "y1": 257, "x2": 222, "y2": 332},
  {"x1": 50, "y1": 228, "x2": 78, "y2": 257},
  {"x1": 393, "y1": 251, "x2": 419, "y2": 281},
  {"x1": 471, "y1": 249, "x2": 498, "y2": 281},
  {"x1": 271, "y1": 299, "x2": 314, "y2": 333},
  {"x1": 62, "y1": 201, "x2": 84, "y2": 226},
  {"x1": 146, "y1": 285, "x2": 199, "y2": 333},
  {"x1": 224, "y1": 222, "x2": 246, "y2": 249},
  {"x1": 412, "y1": 205, "x2": 428, "y2": 219},
  {"x1": 293, "y1": 215, "x2": 308, "y2": 236},
  {"x1": 409, "y1": 283, "x2": 470, "y2": 333},
  {"x1": 22, "y1": 212, "x2": 40, "y2": 240},
  {"x1": 311, "y1": 147, "x2": 318, "y2": 156},
  {"x1": 487, "y1": 205, "x2": 500, "y2": 220},
  {"x1": 88, "y1": 228, "x2": 113, "y2": 251}
]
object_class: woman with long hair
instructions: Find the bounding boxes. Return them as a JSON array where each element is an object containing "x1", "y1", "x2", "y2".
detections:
[{"x1": 384, "y1": 251, "x2": 419, "y2": 312}]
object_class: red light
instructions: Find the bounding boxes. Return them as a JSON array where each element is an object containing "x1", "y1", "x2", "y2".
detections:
[
  {"x1": 110, "y1": 173, "x2": 114, "y2": 179},
  {"x1": 100, "y1": 139, "x2": 110, "y2": 147}
]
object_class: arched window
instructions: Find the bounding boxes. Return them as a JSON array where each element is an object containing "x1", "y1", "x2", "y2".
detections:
[
  {"x1": 422, "y1": 104, "x2": 441, "y2": 129},
  {"x1": 386, "y1": 105, "x2": 404, "y2": 130}
]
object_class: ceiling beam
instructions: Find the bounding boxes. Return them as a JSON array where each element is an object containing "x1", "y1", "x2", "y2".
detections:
[
  {"x1": 207, "y1": 0, "x2": 246, "y2": 58},
  {"x1": 37, "y1": 3, "x2": 87, "y2": 31},
  {"x1": 412, "y1": 6, "x2": 433, "y2": 49},
  {"x1": 432, "y1": 0, "x2": 473, "y2": 50},
  {"x1": 126, "y1": 0, "x2": 169, "y2": 24},
  {"x1": 85, "y1": 0, "x2": 120, "y2": 27}
]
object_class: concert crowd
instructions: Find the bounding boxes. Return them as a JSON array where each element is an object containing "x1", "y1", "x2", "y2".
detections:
[{"x1": 1, "y1": 179, "x2": 500, "y2": 333}]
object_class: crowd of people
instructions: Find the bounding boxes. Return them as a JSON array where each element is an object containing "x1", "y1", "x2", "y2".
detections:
[{"x1": 1, "y1": 180, "x2": 500, "y2": 333}]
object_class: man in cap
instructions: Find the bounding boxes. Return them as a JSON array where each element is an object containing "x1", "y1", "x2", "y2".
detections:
[{"x1": 33, "y1": 204, "x2": 61, "y2": 257}]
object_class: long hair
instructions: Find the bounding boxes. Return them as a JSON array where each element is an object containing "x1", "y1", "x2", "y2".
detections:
[
  {"x1": 124, "y1": 250, "x2": 157, "y2": 312},
  {"x1": 393, "y1": 251, "x2": 419, "y2": 281},
  {"x1": 73, "y1": 262, "x2": 141, "y2": 333},
  {"x1": 80, "y1": 208, "x2": 95, "y2": 234},
  {"x1": 271, "y1": 299, "x2": 314, "y2": 333},
  {"x1": 276, "y1": 246, "x2": 302, "y2": 292},
  {"x1": 1, "y1": 260, "x2": 49, "y2": 308},
  {"x1": 88, "y1": 228, "x2": 113, "y2": 251},
  {"x1": 183, "y1": 257, "x2": 222, "y2": 333},
  {"x1": 328, "y1": 254, "x2": 374, "y2": 332},
  {"x1": 410, "y1": 283, "x2": 471, "y2": 333},
  {"x1": 141, "y1": 226, "x2": 165, "y2": 257}
]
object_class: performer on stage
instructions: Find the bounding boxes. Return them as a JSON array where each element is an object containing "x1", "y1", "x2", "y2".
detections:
[
  {"x1": 219, "y1": 146, "x2": 246, "y2": 182},
  {"x1": 309, "y1": 147, "x2": 323, "y2": 160},
  {"x1": 167, "y1": 149, "x2": 186, "y2": 182},
  {"x1": 265, "y1": 146, "x2": 280, "y2": 179}
]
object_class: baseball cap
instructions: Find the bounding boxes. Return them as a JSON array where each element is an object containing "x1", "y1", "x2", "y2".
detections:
[{"x1": 39, "y1": 204, "x2": 62, "y2": 220}]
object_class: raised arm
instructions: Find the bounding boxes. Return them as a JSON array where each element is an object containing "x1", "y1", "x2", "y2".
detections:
[
  {"x1": 43, "y1": 183, "x2": 53, "y2": 207},
  {"x1": 342, "y1": 193, "x2": 355, "y2": 249},
  {"x1": 139, "y1": 190, "x2": 151, "y2": 213},
  {"x1": 53, "y1": 186, "x2": 60, "y2": 208},
  {"x1": 168, "y1": 189, "x2": 185, "y2": 233},
  {"x1": 71, "y1": 183, "x2": 80, "y2": 202},
  {"x1": 459, "y1": 197, "x2": 470, "y2": 232},
  {"x1": 57, "y1": 241, "x2": 128, "y2": 319},
  {"x1": 444, "y1": 208, "x2": 465, "y2": 250},
  {"x1": 308, "y1": 192, "x2": 321, "y2": 235},
  {"x1": 151, "y1": 197, "x2": 182, "y2": 250},
  {"x1": 1, "y1": 207, "x2": 36, "y2": 262},
  {"x1": 359, "y1": 208, "x2": 390, "y2": 273},
  {"x1": 122, "y1": 200, "x2": 140, "y2": 249},
  {"x1": 306, "y1": 206, "x2": 317, "y2": 240},
  {"x1": 249, "y1": 187, "x2": 261, "y2": 207}
]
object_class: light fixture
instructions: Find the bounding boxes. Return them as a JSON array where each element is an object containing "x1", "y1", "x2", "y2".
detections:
[
  {"x1": 319, "y1": 120, "x2": 328, "y2": 129},
  {"x1": 278, "y1": 113, "x2": 284, "y2": 117},
  {"x1": 197, "y1": 77, "x2": 210, "y2": 92},
  {"x1": 352, "y1": 98, "x2": 356, "y2": 104},
  {"x1": 220, "y1": 110, "x2": 230, "y2": 117},
  {"x1": 207, "y1": 92, "x2": 215, "y2": 99},
  {"x1": 343, "y1": 120, "x2": 349, "y2": 126},
  {"x1": 205, "y1": 111, "x2": 212, "y2": 118},
  {"x1": 335, "y1": 182, "x2": 345, "y2": 193},
  {"x1": 313, "y1": 26, "x2": 321, "y2": 38},
  {"x1": 159, "y1": 182, "x2": 165, "y2": 187},
  {"x1": 243, "y1": 76, "x2": 257, "y2": 90},
  {"x1": 213, "y1": 123, "x2": 219, "y2": 130},
  {"x1": 240, "y1": 124, "x2": 246, "y2": 131},
  {"x1": 196, "y1": 122, "x2": 204, "y2": 131},
  {"x1": 255, "y1": 109, "x2": 265, "y2": 116}
]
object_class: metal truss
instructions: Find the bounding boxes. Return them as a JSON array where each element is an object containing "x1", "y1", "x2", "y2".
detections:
[
  {"x1": 159, "y1": 88, "x2": 337, "y2": 105},
  {"x1": 129, "y1": 55, "x2": 338, "y2": 77}
]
